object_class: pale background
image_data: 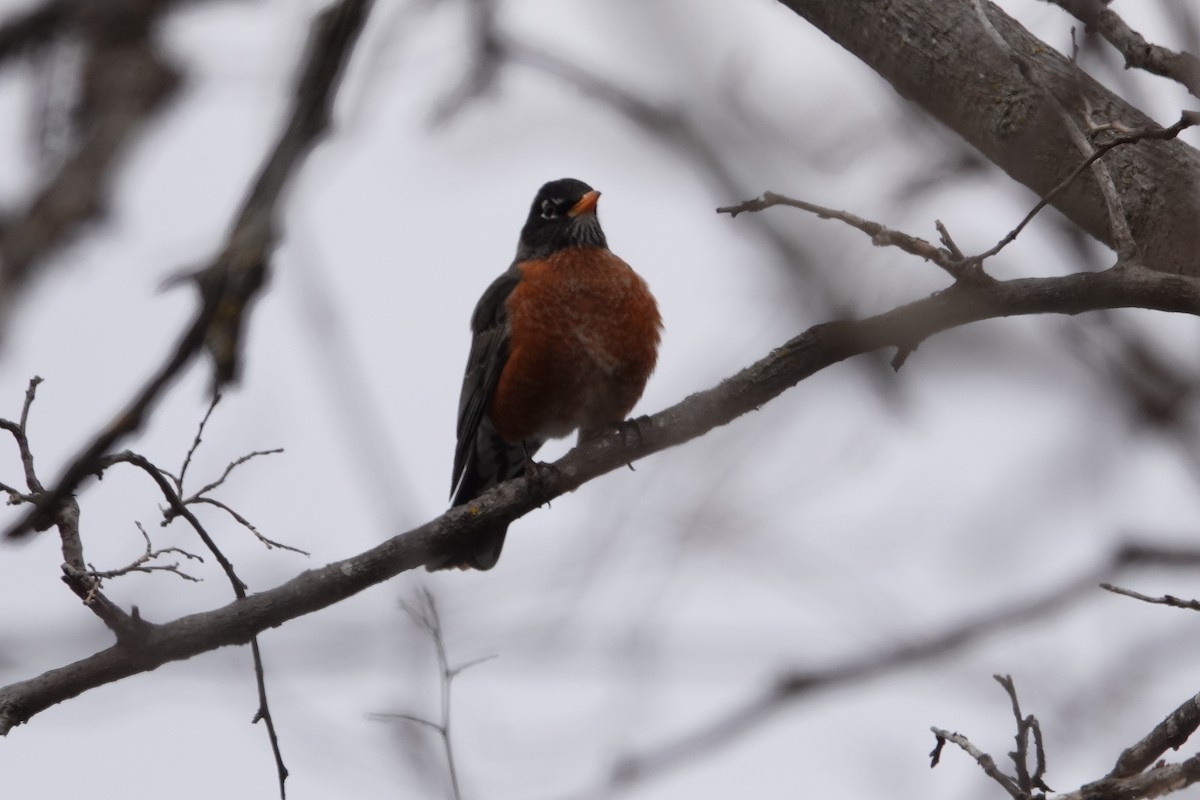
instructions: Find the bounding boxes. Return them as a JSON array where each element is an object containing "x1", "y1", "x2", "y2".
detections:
[{"x1": 2, "y1": 1, "x2": 1199, "y2": 798}]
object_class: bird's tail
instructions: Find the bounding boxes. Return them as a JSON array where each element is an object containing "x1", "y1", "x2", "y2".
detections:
[
  {"x1": 425, "y1": 527, "x2": 508, "y2": 572},
  {"x1": 432, "y1": 423, "x2": 541, "y2": 571}
]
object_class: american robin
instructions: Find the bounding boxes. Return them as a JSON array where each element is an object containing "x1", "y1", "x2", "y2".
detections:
[{"x1": 429, "y1": 178, "x2": 662, "y2": 571}]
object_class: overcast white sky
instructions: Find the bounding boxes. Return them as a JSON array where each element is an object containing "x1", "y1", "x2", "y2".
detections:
[{"x1": 2, "y1": 1, "x2": 1200, "y2": 798}]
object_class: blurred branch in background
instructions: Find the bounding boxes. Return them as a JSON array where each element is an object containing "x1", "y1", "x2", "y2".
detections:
[
  {"x1": 2, "y1": 0, "x2": 1200, "y2": 798},
  {"x1": 0, "y1": 0, "x2": 180, "y2": 319},
  {"x1": 2, "y1": 0, "x2": 374, "y2": 542},
  {"x1": 565, "y1": 542, "x2": 1200, "y2": 800},
  {"x1": 372, "y1": 588, "x2": 495, "y2": 800}
]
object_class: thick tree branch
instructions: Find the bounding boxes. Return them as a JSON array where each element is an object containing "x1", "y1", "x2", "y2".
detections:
[
  {"x1": 1060, "y1": 754, "x2": 1200, "y2": 800},
  {"x1": 1044, "y1": 0, "x2": 1200, "y2": 99},
  {"x1": 3, "y1": 265, "x2": 1200, "y2": 734},
  {"x1": 1109, "y1": 690, "x2": 1200, "y2": 779},
  {"x1": 776, "y1": 0, "x2": 1200, "y2": 276}
]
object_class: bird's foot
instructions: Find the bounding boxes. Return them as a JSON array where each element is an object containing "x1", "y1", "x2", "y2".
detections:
[
  {"x1": 616, "y1": 415, "x2": 652, "y2": 471},
  {"x1": 523, "y1": 458, "x2": 559, "y2": 506}
]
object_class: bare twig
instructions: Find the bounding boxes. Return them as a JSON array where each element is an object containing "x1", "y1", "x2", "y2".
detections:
[
  {"x1": 717, "y1": 192, "x2": 985, "y2": 282},
  {"x1": 372, "y1": 588, "x2": 494, "y2": 800},
  {"x1": 722, "y1": 110, "x2": 1200, "y2": 282},
  {"x1": 0, "y1": 376, "x2": 46, "y2": 494},
  {"x1": 931, "y1": 676, "x2": 1049, "y2": 798},
  {"x1": 971, "y1": 0, "x2": 1152, "y2": 264},
  {"x1": 97, "y1": 446, "x2": 295, "y2": 798},
  {"x1": 184, "y1": 448, "x2": 285, "y2": 504},
  {"x1": 929, "y1": 728, "x2": 1025, "y2": 799},
  {"x1": 995, "y1": 674, "x2": 1052, "y2": 793},
  {"x1": 189, "y1": 497, "x2": 307, "y2": 556},
  {"x1": 158, "y1": 395, "x2": 296, "y2": 551},
  {"x1": 933, "y1": 653, "x2": 1200, "y2": 800},
  {"x1": 0, "y1": 378, "x2": 135, "y2": 635},
  {"x1": 99, "y1": 450, "x2": 246, "y2": 594},
  {"x1": 1100, "y1": 582, "x2": 1200, "y2": 612},
  {"x1": 249, "y1": 637, "x2": 288, "y2": 799},
  {"x1": 176, "y1": 394, "x2": 222, "y2": 494},
  {"x1": 970, "y1": 117, "x2": 1143, "y2": 265},
  {"x1": 86, "y1": 521, "x2": 203, "y2": 583}
]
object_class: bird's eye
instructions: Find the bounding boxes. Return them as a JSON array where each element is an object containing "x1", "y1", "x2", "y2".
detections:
[{"x1": 540, "y1": 199, "x2": 559, "y2": 220}]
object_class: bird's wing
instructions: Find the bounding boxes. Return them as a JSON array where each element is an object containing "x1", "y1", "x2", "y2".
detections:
[{"x1": 451, "y1": 266, "x2": 521, "y2": 499}]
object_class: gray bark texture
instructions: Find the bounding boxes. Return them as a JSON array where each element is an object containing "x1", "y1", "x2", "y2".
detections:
[{"x1": 777, "y1": 0, "x2": 1200, "y2": 275}]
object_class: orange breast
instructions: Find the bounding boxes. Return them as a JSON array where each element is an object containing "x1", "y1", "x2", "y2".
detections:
[{"x1": 489, "y1": 247, "x2": 662, "y2": 443}]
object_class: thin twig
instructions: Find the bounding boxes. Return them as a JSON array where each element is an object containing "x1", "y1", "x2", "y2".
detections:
[
  {"x1": 177, "y1": 393, "x2": 222, "y2": 494},
  {"x1": 249, "y1": 637, "x2": 289, "y2": 798},
  {"x1": 372, "y1": 588, "x2": 494, "y2": 800},
  {"x1": 86, "y1": 521, "x2": 203, "y2": 582},
  {"x1": 717, "y1": 192, "x2": 984, "y2": 282},
  {"x1": 995, "y1": 674, "x2": 1052, "y2": 793},
  {"x1": 722, "y1": 109, "x2": 1199, "y2": 281},
  {"x1": 930, "y1": 728, "x2": 1025, "y2": 799},
  {"x1": 189, "y1": 497, "x2": 308, "y2": 556},
  {"x1": 970, "y1": 0, "x2": 1200, "y2": 266},
  {"x1": 0, "y1": 376, "x2": 46, "y2": 493},
  {"x1": 0, "y1": 378, "x2": 135, "y2": 634},
  {"x1": 1100, "y1": 582, "x2": 1200, "y2": 612},
  {"x1": 184, "y1": 448, "x2": 285, "y2": 503},
  {"x1": 99, "y1": 450, "x2": 247, "y2": 593}
]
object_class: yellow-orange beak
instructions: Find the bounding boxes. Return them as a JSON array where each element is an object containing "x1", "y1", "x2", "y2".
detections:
[{"x1": 567, "y1": 190, "x2": 600, "y2": 217}]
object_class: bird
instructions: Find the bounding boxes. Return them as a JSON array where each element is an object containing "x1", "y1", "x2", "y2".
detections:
[{"x1": 429, "y1": 178, "x2": 662, "y2": 571}]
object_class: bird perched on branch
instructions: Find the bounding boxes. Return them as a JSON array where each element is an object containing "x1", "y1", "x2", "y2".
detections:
[{"x1": 430, "y1": 178, "x2": 662, "y2": 571}]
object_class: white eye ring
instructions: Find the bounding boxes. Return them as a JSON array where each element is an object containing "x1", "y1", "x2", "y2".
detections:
[{"x1": 540, "y1": 199, "x2": 558, "y2": 220}]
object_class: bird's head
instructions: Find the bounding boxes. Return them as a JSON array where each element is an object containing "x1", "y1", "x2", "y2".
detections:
[{"x1": 515, "y1": 178, "x2": 608, "y2": 260}]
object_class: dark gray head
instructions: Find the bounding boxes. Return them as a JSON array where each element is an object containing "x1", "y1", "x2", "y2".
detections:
[{"x1": 515, "y1": 178, "x2": 608, "y2": 261}]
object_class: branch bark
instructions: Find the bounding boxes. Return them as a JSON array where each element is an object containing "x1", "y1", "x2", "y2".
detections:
[
  {"x1": 775, "y1": 0, "x2": 1200, "y2": 276},
  {"x1": 3, "y1": 263, "x2": 1199, "y2": 735}
]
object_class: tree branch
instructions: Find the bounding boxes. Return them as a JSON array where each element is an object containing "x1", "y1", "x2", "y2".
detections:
[
  {"x1": 1110, "y1": 690, "x2": 1200, "y2": 779},
  {"x1": 1044, "y1": 0, "x2": 1200, "y2": 99},
  {"x1": 775, "y1": 0, "x2": 1200, "y2": 276},
  {"x1": 568, "y1": 542, "x2": 1199, "y2": 799},
  {"x1": 3, "y1": 263, "x2": 1200, "y2": 735}
]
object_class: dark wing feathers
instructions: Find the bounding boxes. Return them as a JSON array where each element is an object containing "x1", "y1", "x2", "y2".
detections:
[
  {"x1": 451, "y1": 267, "x2": 520, "y2": 500},
  {"x1": 433, "y1": 267, "x2": 531, "y2": 571}
]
